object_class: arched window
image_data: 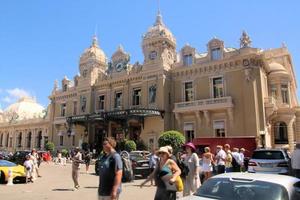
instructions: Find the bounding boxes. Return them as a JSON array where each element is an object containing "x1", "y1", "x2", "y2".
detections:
[
  {"x1": 37, "y1": 131, "x2": 42, "y2": 148},
  {"x1": 274, "y1": 122, "x2": 288, "y2": 144},
  {"x1": 27, "y1": 132, "x2": 32, "y2": 148},
  {"x1": 18, "y1": 132, "x2": 22, "y2": 147},
  {"x1": 0, "y1": 133, "x2": 3, "y2": 146}
]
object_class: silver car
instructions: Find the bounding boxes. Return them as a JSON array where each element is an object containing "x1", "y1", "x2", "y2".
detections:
[
  {"x1": 248, "y1": 149, "x2": 290, "y2": 174},
  {"x1": 180, "y1": 173, "x2": 300, "y2": 200}
]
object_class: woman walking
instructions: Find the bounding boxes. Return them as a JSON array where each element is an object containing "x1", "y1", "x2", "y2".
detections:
[
  {"x1": 183, "y1": 142, "x2": 200, "y2": 196},
  {"x1": 202, "y1": 147, "x2": 214, "y2": 181},
  {"x1": 140, "y1": 146, "x2": 181, "y2": 200}
]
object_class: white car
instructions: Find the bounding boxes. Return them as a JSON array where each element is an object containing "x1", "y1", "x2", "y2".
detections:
[{"x1": 180, "y1": 172, "x2": 300, "y2": 200}]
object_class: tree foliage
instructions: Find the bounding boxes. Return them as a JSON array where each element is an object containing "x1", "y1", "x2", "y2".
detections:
[
  {"x1": 124, "y1": 140, "x2": 137, "y2": 152},
  {"x1": 45, "y1": 142, "x2": 55, "y2": 152},
  {"x1": 158, "y1": 130, "x2": 185, "y2": 152}
]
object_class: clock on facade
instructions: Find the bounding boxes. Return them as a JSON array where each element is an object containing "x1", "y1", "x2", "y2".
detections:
[{"x1": 115, "y1": 62, "x2": 123, "y2": 72}]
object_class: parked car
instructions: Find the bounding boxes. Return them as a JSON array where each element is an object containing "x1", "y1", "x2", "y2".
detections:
[
  {"x1": 9, "y1": 150, "x2": 31, "y2": 165},
  {"x1": 248, "y1": 149, "x2": 290, "y2": 174},
  {"x1": 0, "y1": 151, "x2": 12, "y2": 160},
  {"x1": 180, "y1": 173, "x2": 300, "y2": 200},
  {"x1": 0, "y1": 160, "x2": 26, "y2": 184},
  {"x1": 130, "y1": 151, "x2": 151, "y2": 178}
]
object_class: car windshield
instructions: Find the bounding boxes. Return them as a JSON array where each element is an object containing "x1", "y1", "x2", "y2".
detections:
[
  {"x1": 194, "y1": 178, "x2": 289, "y2": 200},
  {"x1": 252, "y1": 151, "x2": 284, "y2": 159},
  {"x1": 0, "y1": 160, "x2": 17, "y2": 167}
]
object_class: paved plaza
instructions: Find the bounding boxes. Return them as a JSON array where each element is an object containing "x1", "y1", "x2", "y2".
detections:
[{"x1": 0, "y1": 163, "x2": 156, "y2": 200}]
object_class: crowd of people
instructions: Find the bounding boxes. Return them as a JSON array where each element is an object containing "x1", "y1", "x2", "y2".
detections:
[{"x1": 19, "y1": 140, "x2": 300, "y2": 200}]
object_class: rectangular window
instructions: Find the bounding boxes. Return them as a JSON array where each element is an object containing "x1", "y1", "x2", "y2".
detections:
[
  {"x1": 211, "y1": 48, "x2": 221, "y2": 60},
  {"x1": 115, "y1": 92, "x2": 122, "y2": 109},
  {"x1": 98, "y1": 95, "x2": 105, "y2": 110},
  {"x1": 73, "y1": 101, "x2": 77, "y2": 115},
  {"x1": 184, "y1": 82, "x2": 193, "y2": 101},
  {"x1": 132, "y1": 88, "x2": 141, "y2": 106},
  {"x1": 213, "y1": 77, "x2": 224, "y2": 98},
  {"x1": 271, "y1": 85, "x2": 277, "y2": 99},
  {"x1": 184, "y1": 123, "x2": 195, "y2": 142},
  {"x1": 61, "y1": 103, "x2": 66, "y2": 116},
  {"x1": 214, "y1": 120, "x2": 225, "y2": 137},
  {"x1": 281, "y1": 84, "x2": 289, "y2": 104},
  {"x1": 149, "y1": 85, "x2": 156, "y2": 104},
  {"x1": 44, "y1": 136, "x2": 48, "y2": 147},
  {"x1": 59, "y1": 136, "x2": 64, "y2": 146},
  {"x1": 183, "y1": 54, "x2": 193, "y2": 66}
]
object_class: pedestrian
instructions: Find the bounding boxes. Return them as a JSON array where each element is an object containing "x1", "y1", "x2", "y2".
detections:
[
  {"x1": 183, "y1": 142, "x2": 201, "y2": 196},
  {"x1": 231, "y1": 148, "x2": 242, "y2": 172},
  {"x1": 224, "y1": 144, "x2": 233, "y2": 173},
  {"x1": 23, "y1": 154, "x2": 34, "y2": 183},
  {"x1": 98, "y1": 137, "x2": 123, "y2": 200},
  {"x1": 166, "y1": 145, "x2": 177, "y2": 162},
  {"x1": 84, "y1": 150, "x2": 91, "y2": 173},
  {"x1": 215, "y1": 145, "x2": 226, "y2": 174},
  {"x1": 291, "y1": 143, "x2": 300, "y2": 178},
  {"x1": 140, "y1": 146, "x2": 181, "y2": 200},
  {"x1": 30, "y1": 149, "x2": 42, "y2": 178},
  {"x1": 71, "y1": 147, "x2": 82, "y2": 189},
  {"x1": 149, "y1": 148, "x2": 158, "y2": 186},
  {"x1": 239, "y1": 148, "x2": 246, "y2": 171},
  {"x1": 202, "y1": 147, "x2": 214, "y2": 181}
]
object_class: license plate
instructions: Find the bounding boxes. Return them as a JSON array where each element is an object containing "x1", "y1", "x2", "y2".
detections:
[{"x1": 259, "y1": 163, "x2": 273, "y2": 168}]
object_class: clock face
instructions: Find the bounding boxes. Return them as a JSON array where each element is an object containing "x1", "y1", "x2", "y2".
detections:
[{"x1": 115, "y1": 62, "x2": 123, "y2": 72}]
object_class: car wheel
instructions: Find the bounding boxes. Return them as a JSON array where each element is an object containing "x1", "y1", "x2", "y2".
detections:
[{"x1": 0, "y1": 171, "x2": 5, "y2": 184}]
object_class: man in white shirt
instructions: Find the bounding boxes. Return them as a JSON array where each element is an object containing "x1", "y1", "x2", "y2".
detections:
[
  {"x1": 239, "y1": 148, "x2": 245, "y2": 171},
  {"x1": 291, "y1": 143, "x2": 300, "y2": 178},
  {"x1": 215, "y1": 145, "x2": 226, "y2": 174},
  {"x1": 232, "y1": 148, "x2": 242, "y2": 172}
]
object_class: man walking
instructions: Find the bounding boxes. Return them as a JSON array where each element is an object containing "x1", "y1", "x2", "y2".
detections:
[
  {"x1": 98, "y1": 137, "x2": 123, "y2": 200},
  {"x1": 72, "y1": 147, "x2": 82, "y2": 189},
  {"x1": 291, "y1": 143, "x2": 300, "y2": 178}
]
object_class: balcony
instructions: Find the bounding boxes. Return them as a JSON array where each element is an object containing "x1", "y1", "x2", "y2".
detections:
[{"x1": 174, "y1": 96, "x2": 233, "y2": 113}]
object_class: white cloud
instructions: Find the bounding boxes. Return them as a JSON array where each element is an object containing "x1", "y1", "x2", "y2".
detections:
[
  {"x1": 2, "y1": 96, "x2": 13, "y2": 103},
  {"x1": 6, "y1": 88, "x2": 31, "y2": 99}
]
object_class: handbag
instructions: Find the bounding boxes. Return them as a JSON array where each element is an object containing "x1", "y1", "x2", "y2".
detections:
[
  {"x1": 175, "y1": 176, "x2": 183, "y2": 192},
  {"x1": 161, "y1": 174, "x2": 183, "y2": 192}
]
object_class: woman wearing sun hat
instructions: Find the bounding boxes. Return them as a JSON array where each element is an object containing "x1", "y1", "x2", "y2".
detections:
[
  {"x1": 140, "y1": 146, "x2": 181, "y2": 200},
  {"x1": 183, "y1": 142, "x2": 200, "y2": 196}
]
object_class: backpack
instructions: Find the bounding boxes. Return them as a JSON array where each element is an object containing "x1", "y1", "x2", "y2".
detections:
[
  {"x1": 231, "y1": 155, "x2": 240, "y2": 168},
  {"x1": 177, "y1": 160, "x2": 189, "y2": 177}
]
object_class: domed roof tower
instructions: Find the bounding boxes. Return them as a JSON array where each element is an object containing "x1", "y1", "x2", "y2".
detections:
[
  {"x1": 3, "y1": 97, "x2": 45, "y2": 122},
  {"x1": 142, "y1": 11, "x2": 176, "y2": 70}
]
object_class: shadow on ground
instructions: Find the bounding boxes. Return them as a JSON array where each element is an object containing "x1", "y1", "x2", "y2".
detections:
[{"x1": 52, "y1": 188, "x2": 75, "y2": 191}]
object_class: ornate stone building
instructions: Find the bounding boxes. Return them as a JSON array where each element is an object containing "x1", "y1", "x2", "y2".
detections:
[
  {"x1": 0, "y1": 97, "x2": 50, "y2": 152},
  {"x1": 48, "y1": 12, "x2": 299, "y2": 151}
]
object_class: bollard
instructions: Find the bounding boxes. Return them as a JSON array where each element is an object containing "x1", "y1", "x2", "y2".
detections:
[{"x1": 6, "y1": 168, "x2": 13, "y2": 186}]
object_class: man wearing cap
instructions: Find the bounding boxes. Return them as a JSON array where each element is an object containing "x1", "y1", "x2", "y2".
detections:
[{"x1": 98, "y1": 137, "x2": 123, "y2": 200}]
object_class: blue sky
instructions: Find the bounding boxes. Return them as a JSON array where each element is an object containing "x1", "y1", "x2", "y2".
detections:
[{"x1": 0, "y1": 0, "x2": 299, "y2": 109}]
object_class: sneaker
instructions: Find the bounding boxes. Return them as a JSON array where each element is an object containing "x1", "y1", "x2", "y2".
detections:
[{"x1": 75, "y1": 185, "x2": 80, "y2": 189}]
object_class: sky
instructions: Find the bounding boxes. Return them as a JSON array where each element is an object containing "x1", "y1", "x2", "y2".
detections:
[{"x1": 0, "y1": 0, "x2": 300, "y2": 109}]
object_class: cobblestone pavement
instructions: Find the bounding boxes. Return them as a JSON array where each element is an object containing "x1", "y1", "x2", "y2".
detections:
[{"x1": 0, "y1": 162, "x2": 156, "y2": 200}]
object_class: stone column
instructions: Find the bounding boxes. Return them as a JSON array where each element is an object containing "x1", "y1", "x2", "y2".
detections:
[
  {"x1": 175, "y1": 112, "x2": 182, "y2": 132},
  {"x1": 227, "y1": 107, "x2": 234, "y2": 128},
  {"x1": 194, "y1": 111, "x2": 201, "y2": 136},
  {"x1": 203, "y1": 110, "x2": 210, "y2": 126},
  {"x1": 287, "y1": 117, "x2": 295, "y2": 152},
  {"x1": 295, "y1": 110, "x2": 300, "y2": 143}
]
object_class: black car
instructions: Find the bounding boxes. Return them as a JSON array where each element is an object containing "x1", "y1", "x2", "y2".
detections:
[
  {"x1": 9, "y1": 150, "x2": 31, "y2": 165},
  {"x1": 130, "y1": 151, "x2": 151, "y2": 178}
]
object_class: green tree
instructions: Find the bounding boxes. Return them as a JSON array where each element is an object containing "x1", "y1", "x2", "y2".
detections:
[
  {"x1": 61, "y1": 149, "x2": 68, "y2": 157},
  {"x1": 136, "y1": 139, "x2": 148, "y2": 150},
  {"x1": 124, "y1": 140, "x2": 136, "y2": 152},
  {"x1": 45, "y1": 142, "x2": 55, "y2": 152},
  {"x1": 158, "y1": 130, "x2": 185, "y2": 153}
]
